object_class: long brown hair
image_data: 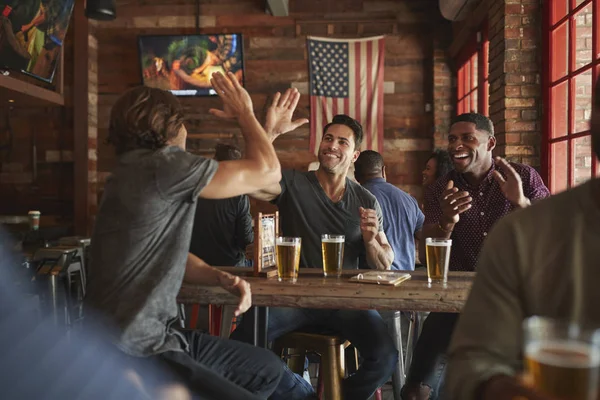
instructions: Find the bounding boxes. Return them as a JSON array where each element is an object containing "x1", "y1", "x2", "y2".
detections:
[{"x1": 107, "y1": 86, "x2": 185, "y2": 155}]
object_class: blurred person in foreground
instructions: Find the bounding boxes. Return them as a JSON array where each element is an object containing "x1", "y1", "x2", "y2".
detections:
[
  {"x1": 445, "y1": 81, "x2": 600, "y2": 399},
  {"x1": 85, "y1": 72, "x2": 306, "y2": 399},
  {"x1": 189, "y1": 143, "x2": 254, "y2": 267},
  {"x1": 0, "y1": 226, "x2": 183, "y2": 400}
]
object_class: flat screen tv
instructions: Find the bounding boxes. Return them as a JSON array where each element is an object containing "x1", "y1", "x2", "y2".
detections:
[
  {"x1": 138, "y1": 33, "x2": 245, "y2": 97},
  {"x1": 0, "y1": 0, "x2": 76, "y2": 83}
]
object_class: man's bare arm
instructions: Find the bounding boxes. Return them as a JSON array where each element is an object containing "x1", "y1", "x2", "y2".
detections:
[
  {"x1": 248, "y1": 87, "x2": 308, "y2": 202},
  {"x1": 199, "y1": 72, "x2": 281, "y2": 199},
  {"x1": 365, "y1": 231, "x2": 394, "y2": 270}
]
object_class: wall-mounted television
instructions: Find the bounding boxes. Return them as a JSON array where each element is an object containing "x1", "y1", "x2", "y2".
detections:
[
  {"x1": 0, "y1": 0, "x2": 76, "y2": 83},
  {"x1": 138, "y1": 33, "x2": 245, "y2": 97}
]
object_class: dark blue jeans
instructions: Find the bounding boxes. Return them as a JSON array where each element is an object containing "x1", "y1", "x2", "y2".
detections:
[
  {"x1": 402, "y1": 313, "x2": 459, "y2": 400},
  {"x1": 230, "y1": 307, "x2": 398, "y2": 400}
]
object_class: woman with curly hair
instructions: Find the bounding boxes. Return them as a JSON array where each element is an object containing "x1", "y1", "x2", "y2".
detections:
[{"x1": 422, "y1": 149, "x2": 453, "y2": 188}]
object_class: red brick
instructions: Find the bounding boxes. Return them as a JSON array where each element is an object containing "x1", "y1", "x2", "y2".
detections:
[
  {"x1": 506, "y1": 133, "x2": 522, "y2": 144},
  {"x1": 521, "y1": 39, "x2": 537, "y2": 49},
  {"x1": 505, "y1": 4, "x2": 524, "y2": 15},
  {"x1": 506, "y1": 121, "x2": 537, "y2": 132},
  {"x1": 505, "y1": 85, "x2": 522, "y2": 97},
  {"x1": 505, "y1": 39, "x2": 521, "y2": 50},
  {"x1": 521, "y1": 109, "x2": 538, "y2": 120},
  {"x1": 506, "y1": 97, "x2": 536, "y2": 108},
  {"x1": 505, "y1": 15, "x2": 522, "y2": 27},
  {"x1": 504, "y1": 28, "x2": 522, "y2": 39},
  {"x1": 521, "y1": 85, "x2": 540, "y2": 97},
  {"x1": 504, "y1": 62, "x2": 521, "y2": 73}
]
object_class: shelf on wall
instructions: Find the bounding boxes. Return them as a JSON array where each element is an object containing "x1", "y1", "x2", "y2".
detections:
[{"x1": 0, "y1": 73, "x2": 64, "y2": 107}]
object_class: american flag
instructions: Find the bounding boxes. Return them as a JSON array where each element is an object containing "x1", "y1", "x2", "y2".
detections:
[{"x1": 307, "y1": 36, "x2": 385, "y2": 154}]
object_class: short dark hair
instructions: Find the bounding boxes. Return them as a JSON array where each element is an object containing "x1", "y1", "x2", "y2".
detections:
[
  {"x1": 214, "y1": 143, "x2": 242, "y2": 161},
  {"x1": 107, "y1": 86, "x2": 185, "y2": 155},
  {"x1": 451, "y1": 113, "x2": 495, "y2": 137},
  {"x1": 323, "y1": 114, "x2": 363, "y2": 149},
  {"x1": 354, "y1": 150, "x2": 384, "y2": 180},
  {"x1": 428, "y1": 149, "x2": 453, "y2": 179}
]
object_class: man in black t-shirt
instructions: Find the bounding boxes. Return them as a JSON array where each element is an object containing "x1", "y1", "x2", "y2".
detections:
[
  {"x1": 190, "y1": 143, "x2": 254, "y2": 267},
  {"x1": 231, "y1": 114, "x2": 398, "y2": 400}
]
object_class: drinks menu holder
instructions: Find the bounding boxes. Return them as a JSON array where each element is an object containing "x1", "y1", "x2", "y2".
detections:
[
  {"x1": 253, "y1": 211, "x2": 279, "y2": 278},
  {"x1": 348, "y1": 271, "x2": 411, "y2": 286}
]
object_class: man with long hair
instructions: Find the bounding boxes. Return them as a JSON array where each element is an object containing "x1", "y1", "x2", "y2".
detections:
[{"x1": 85, "y1": 72, "x2": 307, "y2": 399}]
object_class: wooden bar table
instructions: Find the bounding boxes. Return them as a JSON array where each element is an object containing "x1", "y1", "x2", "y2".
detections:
[
  {"x1": 178, "y1": 268, "x2": 475, "y2": 348},
  {"x1": 178, "y1": 268, "x2": 474, "y2": 313}
]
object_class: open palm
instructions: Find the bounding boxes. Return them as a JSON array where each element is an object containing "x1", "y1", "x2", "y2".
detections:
[{"x1": 264, "y1": 88, "x2": 309, "y2": 139}]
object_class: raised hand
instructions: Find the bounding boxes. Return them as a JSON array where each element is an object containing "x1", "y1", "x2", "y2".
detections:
[
  {"x1": 264, "y1": 87, "x2": 309, "y2": 140},
  {"x1": 440, "y1": 180, "x2": 472, "y2": 227},
  {"x1": 218, "y1": 273, "x2": 252, "y2": 316},
  {"x1": 492, "y1": 157, "x2": 530, "y2": 208},
  {"x1": 208, "y1": 71, "x2": 253, "y2": 120},
  {"x1": 359, "y1": 207, "x2": 379, "y2": 244}
]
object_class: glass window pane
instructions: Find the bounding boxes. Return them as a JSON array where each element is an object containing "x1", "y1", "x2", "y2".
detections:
[
  {"x1": 464, "y1": 61, "x2": 471, "y2": 94},
  {"x1": 551, "y1": 140, "x2": 569, "y2": 193},
  {"x1": 574, "y1": 2, "x2": 593, "y2": 70},
  {"x1": 551, "y1": 81, "x2": 569, "y2": 138},
  {"x1": 471, "y1": 91, "x2": 478, "y2": 113},
  {"x1": 552, "y1": 0, "x2": 568, "y2": 25},
  {"x1": 575, "y1": 0, "x2": 591, "y2": 8},
  {"x1": 471, "y1": 53, "x2": 478, "y2": 85},
  {"x1": 458, "y1": 66, "x2": 465, "y2": 99},
  {"x1": 572, "y1": 135, "x2": 593, "y2": 186},
  {"x1": 552, "y1": 21, "x2": 569, "y2": 81},
  {"x1": 572, "y1": 70, "x2": 593, "y2": 134}
]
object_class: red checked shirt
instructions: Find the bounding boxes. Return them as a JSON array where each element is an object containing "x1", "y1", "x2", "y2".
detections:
[{"x1": 423, "y1": 160, "x2": 550, "y2": 271}]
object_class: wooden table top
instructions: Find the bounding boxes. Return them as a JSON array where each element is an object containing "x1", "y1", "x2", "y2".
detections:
[{"x1": 178, "y1": 268, "x2": 475, "y2": 313}]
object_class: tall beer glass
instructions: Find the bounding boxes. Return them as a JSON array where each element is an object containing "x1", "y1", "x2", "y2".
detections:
[
  {"x1": 523, "y1": 316, "x2": 600, "y2": 400},
  {"x1": 321, "y1": 234, "x2": 345, "y2": 277},
  {"x1": 425, "y1": 238, "x2": 451, "y2": 285},
  {"x1": 276, "y1": 237, "x2": 301, "y2": 283}
]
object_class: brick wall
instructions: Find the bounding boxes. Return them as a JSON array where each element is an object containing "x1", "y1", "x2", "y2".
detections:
[
  {"x1": 94, "y1": 0, "x2": 451, "y2": 215},
  {"x1": 487, "y1": 0, "x2": 543, "y2": 168},
  {"x1": 433, "y1": 25, "x2": 453, "y2": 150}
]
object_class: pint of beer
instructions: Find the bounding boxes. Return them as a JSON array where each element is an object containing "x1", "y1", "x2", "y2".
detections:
[
  {"x1": 425, "y1": 238, "x2": 452, "y2": 285},
  {"x1": 276, "y1": 237, "x2": 301, "y2": 283},
  {"x1": 321, "y1": 234, "x2": 345, "y2": 277},
  {"x1": 523, "y1": 316, "x2": 600, "y2": 400}
]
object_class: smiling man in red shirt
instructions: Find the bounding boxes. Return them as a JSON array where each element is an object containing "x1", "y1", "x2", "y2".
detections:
[{"x1": 402, "y1": 113, "x2": 550, "y2": 400}]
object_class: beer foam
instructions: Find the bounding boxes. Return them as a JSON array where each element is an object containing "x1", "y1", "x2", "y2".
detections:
[
  {"x1": 276, "y1": 242, "x2": 299, "y2": 247},
  {"x1": 526, "y1": 340, "x2": 600, "y2": 368},
  {"x1": 322, "y1": 238, "x2": 345, "y2": 243},
  {"x1": 426, "y1": 242, "x2": 451, "y2": 247}
]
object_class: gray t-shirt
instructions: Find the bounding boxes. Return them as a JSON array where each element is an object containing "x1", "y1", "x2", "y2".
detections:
[
  {"x1": 85, "y1": 146, "x2": 218, "y2": 357},
  {"x1": 274, "y1": 170, "x2": 383, "y2": 269}
]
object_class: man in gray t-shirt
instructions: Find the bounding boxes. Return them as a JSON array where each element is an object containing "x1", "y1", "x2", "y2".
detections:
[
  {"x1": 231, "y1": 115, "x2": 398, "y2": 400},
  {"x1": 85, "y1": 73, "x2": 309, "y2": 399}
]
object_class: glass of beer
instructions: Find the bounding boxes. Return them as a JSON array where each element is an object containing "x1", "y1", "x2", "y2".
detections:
[
  {"x1": 276, "y1": 237, "x2": 301, "y2": 283},
  {"x1": 425, "y1": 238, "x2": 452, "y2": 286},
  {"x1": 523, "y1": 316, "x2": 600, "y2": 400},
  {"x1": 321, "y1": 234, "x2": 345, "y2": 277}
]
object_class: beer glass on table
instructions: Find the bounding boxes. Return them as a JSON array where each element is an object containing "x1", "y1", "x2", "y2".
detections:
[
  {"x1": 321, "y1": 234, "x2": 344, "y2": 277},
  {"x1": 276, "y1": 237, "x2": 301, "y2": 283},
  {"x1": 523, "y1": 316, "x2": 600, "y2": 400},
  {"x1": 425, "y1": 238, "x2": 452, "y2": 286}
]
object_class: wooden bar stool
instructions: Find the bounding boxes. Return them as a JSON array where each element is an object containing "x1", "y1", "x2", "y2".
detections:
[{"x1": 273, "y1": 331, "x2": 347, "y2": 400}]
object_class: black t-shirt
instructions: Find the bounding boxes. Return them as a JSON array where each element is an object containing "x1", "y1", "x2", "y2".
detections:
[
  {"x1": 273, "y1": 170, "x2": 383, "y2": 269},
  {"x1": 190, "y1": 195, "x2": 254, "y2": 267}
]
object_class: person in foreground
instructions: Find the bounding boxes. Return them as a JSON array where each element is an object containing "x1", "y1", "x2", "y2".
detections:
[
  {"x1": 445, "y1": 82, "x2": 600, "y2": 399},
  {"x1": 85, "y1": 72, "x2": 304, "y2": 399},
  {"x1": 354, "y1": 150, "x2": 423, "y2": 271},
  {"x1": 231, "y1": 114, "x2": 397, "y2": 400},
  {"x1": 402, "y1": 113, "x2": 550, "y2": 400}
]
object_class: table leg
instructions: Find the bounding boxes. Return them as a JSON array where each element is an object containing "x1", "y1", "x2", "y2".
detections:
[{"x1": 253, "y1": 306, "x2": 269, "y2": 348}]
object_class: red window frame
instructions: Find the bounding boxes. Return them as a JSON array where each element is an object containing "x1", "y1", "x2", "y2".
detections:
[
  {"x1": 543, "y1": 0, "x2": 600, "y2": 193},
  {"x1": 456, "y1": 25, "x2": 489, "y2": 116}
]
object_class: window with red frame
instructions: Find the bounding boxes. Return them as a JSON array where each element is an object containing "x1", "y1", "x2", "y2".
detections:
[
  {"x1": 544, "y1": 0, "x2": 600, "y2": 193},
  {"x1": 456, "y1": 27, "x2": 489, "y2": 116}
]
